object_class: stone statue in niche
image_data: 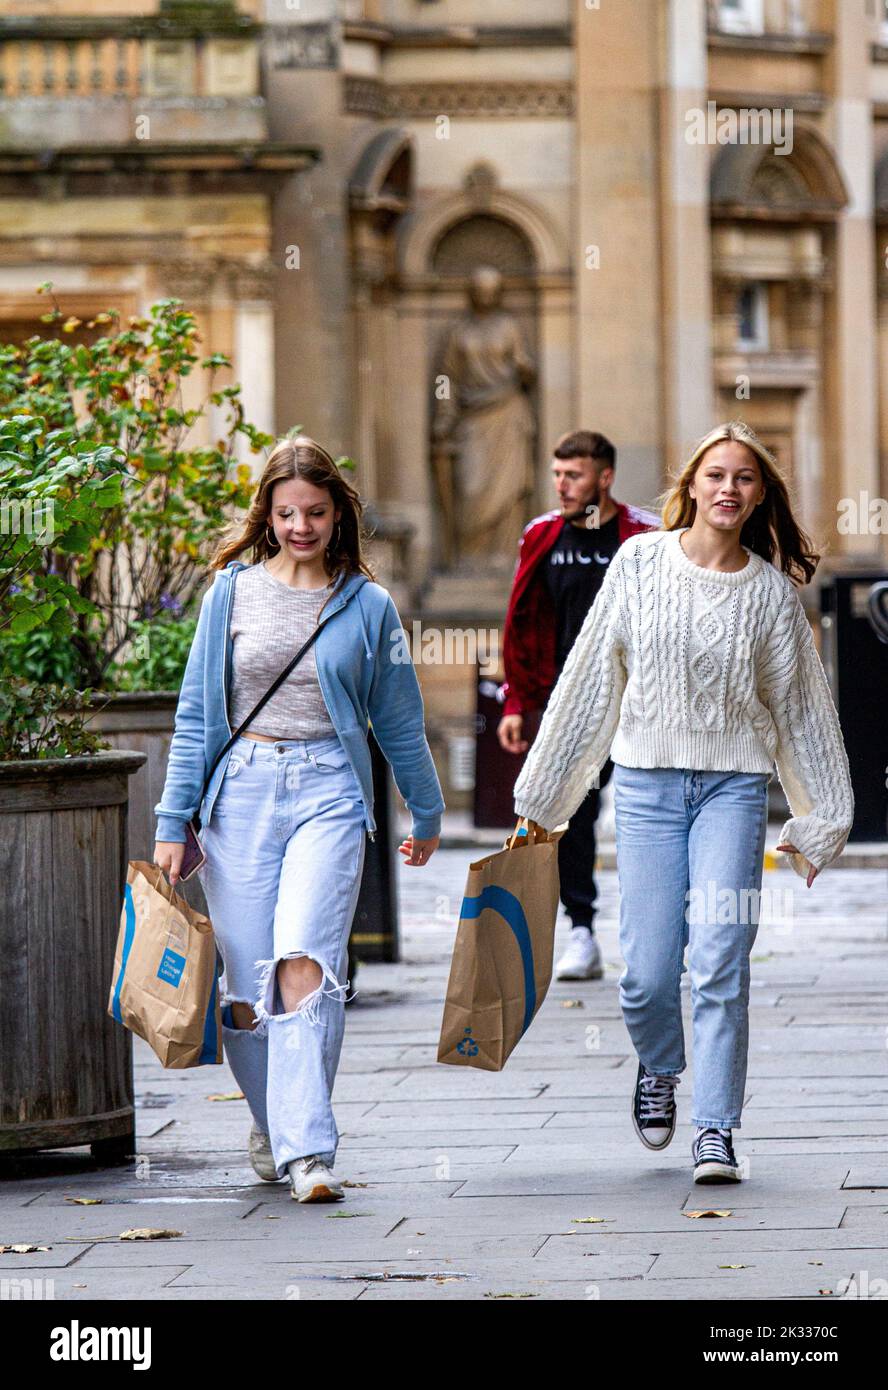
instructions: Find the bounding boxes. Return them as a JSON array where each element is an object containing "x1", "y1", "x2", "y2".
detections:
[{"x1": 431, "y1": 265, "x2": 536, "y2": 566}]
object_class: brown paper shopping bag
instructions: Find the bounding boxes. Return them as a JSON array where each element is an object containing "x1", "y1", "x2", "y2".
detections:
[
  {"x1": 108, "y1": 861, "x2": 222, "y2": 1068},
  {"x1": 437, "y1": 818, "x2": 566, "y2": 1072}
]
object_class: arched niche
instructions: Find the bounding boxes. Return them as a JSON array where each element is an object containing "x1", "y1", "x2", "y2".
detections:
[
  {"x1": 431, "y1": 214, "x2": 536, "y2": 279},
  {"x1": 399, "y1": 177, "x2": 567, "y2": 282},
  {"x1": 349, "y1": 127, "x2": 414, "y2": 228},
  {"x1": 710, "y1": 120, "x2": 848, "y2": 221},
  {"x1": 387, "y1": 169, "x2": 571, "y2": 584},
  {"x1": 709, "y1": 123, "x2": 848, "y2": 544}
]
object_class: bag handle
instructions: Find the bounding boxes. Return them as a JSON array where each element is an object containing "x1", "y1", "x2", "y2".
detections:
[{"x1": 506, "y1": 816, "x2": 550, "y2": 850}]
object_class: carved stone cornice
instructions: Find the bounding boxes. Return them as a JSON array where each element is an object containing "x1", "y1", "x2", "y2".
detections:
[
  {"x1": 163, "y1": 257, "x2": 219, "y2": 303},
  {"x1": 161, "y1": 257, "x2": 276, "y2": 303},
  {"x1": 228, "y1": 260, "x2": 276, "y2": 301},
  {"x1": 345, "y1": 77, "x2": 575, "y2": 121},
  {"x1": 343, "y1": 76, "x2": 387, "y2": 118},
  {"x1": 385, "y1": 81, "x2": 573, "y2": 119}
]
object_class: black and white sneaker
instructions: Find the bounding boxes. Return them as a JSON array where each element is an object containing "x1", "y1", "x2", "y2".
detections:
[
  {"x1": 692, "y1": 1127, "x2": 741, "y2": 1183},
  {"x1": 631, "y1": 1061, "x2": 680, "y2": 1150}
]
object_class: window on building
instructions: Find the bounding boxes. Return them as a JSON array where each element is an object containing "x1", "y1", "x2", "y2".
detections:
[
  {"x1": 717, "y1": 0, "x2": 765, "y2": 35},
  {"x1": 736, "y1": 283, "x2": 769, "y2": 350}
]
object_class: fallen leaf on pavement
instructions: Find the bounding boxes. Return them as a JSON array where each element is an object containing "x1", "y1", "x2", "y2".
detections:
[
  {"x1": 119, "y1": 1228, "x2": 182, "y2": 1241},
  {"x1": 484, "y1": 1292, "x2": 537, "y2": 1299},
  {"x1": 65, "y1": 1197, "x2": 103, "y2": 1205},
  {"x1": 0, "y1": 1244, "x2": 50, "y2": 1254},
  {"x1": 684, "y1": 1210, "x2": 733, "y2": 1219},
  {"x1": 571, "y1": 1217, "x2": 611, "y2": 1225},
  {"x1": 207, "y1": 1092, "x2": 244, "y2": 1102}
]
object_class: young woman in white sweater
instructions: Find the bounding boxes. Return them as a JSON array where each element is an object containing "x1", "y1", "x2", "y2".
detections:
[{"x1": 513, "y1": 421, "x2": 854, "y2": 1184}]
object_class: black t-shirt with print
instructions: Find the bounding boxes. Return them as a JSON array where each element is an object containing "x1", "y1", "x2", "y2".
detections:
[{"x1": 543, "y1": 512, "x2": 622, "y2": 676}]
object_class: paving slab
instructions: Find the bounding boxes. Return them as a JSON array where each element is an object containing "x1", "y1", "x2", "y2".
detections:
[{"x1": 2, "y1": 858, "x2": 886, "y2": 1303}]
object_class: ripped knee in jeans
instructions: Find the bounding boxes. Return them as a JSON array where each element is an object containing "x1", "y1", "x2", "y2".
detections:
[
  {"x1": 252, "y1": 951, "x2": 349, "y2": 1033},
  {"x1": 220, "y1": 992, "x2": 260, "y2": 1032}
]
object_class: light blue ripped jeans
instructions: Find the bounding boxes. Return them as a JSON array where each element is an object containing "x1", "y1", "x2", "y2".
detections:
[
  {"x1": 198, "y1": 735, "x2": 366, "y2": 1179},
  {"x1": 612, "y1": 764, "x2": 771, "y2": 1130}
]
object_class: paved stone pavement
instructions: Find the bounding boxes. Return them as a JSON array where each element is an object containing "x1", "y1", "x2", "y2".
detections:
[{"x1": 2, "y1": 844, "x2": 887, "y2": 1303}]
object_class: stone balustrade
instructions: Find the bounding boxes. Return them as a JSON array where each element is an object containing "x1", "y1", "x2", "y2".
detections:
[{"x1": 0, "y1": 21, "x2": 265, "y2": 147}]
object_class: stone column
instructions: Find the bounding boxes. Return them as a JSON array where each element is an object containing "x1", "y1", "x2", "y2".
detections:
[
  {"x1": 659, "y1": 0, "x2": 714, "y2": 476},
  {"x1": 574, "y1": 0, "x2": 663, "y2": 508},
  {"x1": 823, "y1": 2, "x2": 879, "y2": 558},
  {"x1": 162, "y1": 259, "x2": 220, "y2": 450},
  {"x1": 231, "y1": 264, "x2": 276, "y2": 466}
]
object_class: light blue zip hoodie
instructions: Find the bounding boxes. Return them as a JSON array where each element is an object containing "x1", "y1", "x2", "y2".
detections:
[{"x1": 154, "y1": 561, "x2": 445, "y2": 845}]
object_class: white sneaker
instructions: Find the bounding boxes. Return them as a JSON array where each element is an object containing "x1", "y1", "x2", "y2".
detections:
[
  {"x1": 288, "y1": 1155, "x2": 345, "y2": 1203},
  {"x1": 555, "y1": 927, "x2": 603, "y2": 980},
  {"x1": 248, "y1": 1122, "x2": 279, "y2": 1182}
]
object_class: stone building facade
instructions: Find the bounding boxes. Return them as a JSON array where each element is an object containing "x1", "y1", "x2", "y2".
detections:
[{"x1": 2, "y1": 0, "x2": 887, "y2": 804}]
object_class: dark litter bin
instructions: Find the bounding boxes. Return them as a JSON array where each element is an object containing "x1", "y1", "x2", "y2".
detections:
[
  {"x1": 473, "y1": 673, "x2": 543, "y2": 828},
  {"x1": 820, "y1": 571, "x2": 888, "y2": 841},
  {"x1": 348, "y1": 728, "x2": 400, "y2": 969}
]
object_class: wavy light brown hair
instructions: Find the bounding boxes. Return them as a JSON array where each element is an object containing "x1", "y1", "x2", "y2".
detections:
[
  {"x1": 211, "y1": 436, "x2": 376, "y2": 617},
  {"x1": 658, "y1": 421, "x2": 819, "y2": 586}
]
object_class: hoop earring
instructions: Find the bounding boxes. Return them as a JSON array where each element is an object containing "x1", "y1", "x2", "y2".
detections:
[{"x1": 266, "y1": 525, "x2": 280, "y2": 550}]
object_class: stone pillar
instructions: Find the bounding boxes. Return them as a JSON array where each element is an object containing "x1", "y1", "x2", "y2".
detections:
[
  {"x1": 232, "y1": 264, "x2": 276, "y2": 464},
  {"x1": 349, "y1": 214, "x2": 386, "y2": 504},
  {"x1": 262, "y1": 0, "x2": 354, "y2": 460},
  {"x1": 659, "y1": 0, "x2": 714, "y2": 476},
  {"x1": 574, "y1": 0, "x2": 663, "y2": 508},
  {"x1": 823, "y1": 1, "x2": 879, "y2": 558},
  {"x1": 162, "y1": 259, "x2": 220, "y2": 451}
]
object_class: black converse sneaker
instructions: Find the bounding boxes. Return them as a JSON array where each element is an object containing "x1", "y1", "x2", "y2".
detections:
[
  {"x1": 631, "y1": 1061, "x2": 680, "y2": 1150},
  {"x1": 692, "y1": 1127, "x2": 741, "y2": 1183}
]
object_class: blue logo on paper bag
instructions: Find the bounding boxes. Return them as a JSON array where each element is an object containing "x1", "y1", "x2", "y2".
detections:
[
  {"x1": 111, "y1": 883, "x2": 138, "y2": 1024},
  {"x1": 459, "y1": 884, "x2": 536, "y2": 1037},
  {"x1": 456, "y1": 1028, "x2": 479, "y2": 1057},
  {"x1": 157, "y1": 947, "x2": 186, "y2": 987}
]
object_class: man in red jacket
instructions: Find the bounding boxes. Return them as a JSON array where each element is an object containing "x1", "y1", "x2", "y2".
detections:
[{"x1": 498, "y1": 430, "x2": 659, "y2": 979}]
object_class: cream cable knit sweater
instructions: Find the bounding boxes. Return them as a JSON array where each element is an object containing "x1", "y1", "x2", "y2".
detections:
[{"x1": 512, "y1": 527, "x2": 854, "y2": 879}]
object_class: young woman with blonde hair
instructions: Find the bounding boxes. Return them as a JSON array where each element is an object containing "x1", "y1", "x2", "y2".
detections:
[
  {"x1": 513, "y1": 421, "x2": 853, "y2": 1183},
  {"x1": 153, "y1": 436, "x2": 444, "y2": 1201}
]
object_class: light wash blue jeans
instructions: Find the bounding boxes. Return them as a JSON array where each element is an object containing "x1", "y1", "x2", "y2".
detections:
[
  {"x1": 612, "y1": 764, "x2": 771, "y2": 1130},
  {"x1": 198, "y1": 735, "x2": 366, "y2": 1179}
]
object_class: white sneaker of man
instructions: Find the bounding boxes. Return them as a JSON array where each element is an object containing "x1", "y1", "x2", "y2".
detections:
[{"x1": 555, "y1": 926, "x2": 603, "y2": 981}]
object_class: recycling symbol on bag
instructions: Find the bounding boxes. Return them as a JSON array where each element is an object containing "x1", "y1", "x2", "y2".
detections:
[{"x1": 456, "y1": 1027, "x2": 479, "y2": 1057}]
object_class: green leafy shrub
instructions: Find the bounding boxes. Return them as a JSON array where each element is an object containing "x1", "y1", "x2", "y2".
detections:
[
  {"x1": 116, "y1": 610, "x2": 198, "y2": 692},
  {"x1": 0, "y1": 411, "x2": 128, "y2": 757},
  {"x1": 0, "y1": 289, "x2": 273, "y2": 687},
  {"x1": 0, "y1": 678, "x2": 106, "y2": 762}
]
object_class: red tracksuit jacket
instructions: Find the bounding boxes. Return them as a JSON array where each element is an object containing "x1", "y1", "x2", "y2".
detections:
[{"x1": 500, "y1": 501, "x2": 660, "y2": 717}]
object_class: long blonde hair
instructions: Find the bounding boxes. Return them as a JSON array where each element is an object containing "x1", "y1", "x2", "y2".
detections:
[
  {"x1": 659, "y1": 421, "x2": 819, "y2": 585},
  {"x1": 210, "y1": 437, "x2": 376, "y2": 618}
]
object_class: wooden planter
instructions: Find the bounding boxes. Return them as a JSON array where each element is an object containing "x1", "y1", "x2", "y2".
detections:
[
  {"x1": 88, "y1": 691, "x2": 177, "y2": 863},
  {"x1": 0, "y1": 751, "x2": 146, "y2": 1159},
  {"x1": 87, "y1": 692, "x2": 208, "y2": 916}
]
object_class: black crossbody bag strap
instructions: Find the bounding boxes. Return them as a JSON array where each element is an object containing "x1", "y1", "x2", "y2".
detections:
[{"x1": 192, "y1": 620, "x2": 325, "y2": 829}]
